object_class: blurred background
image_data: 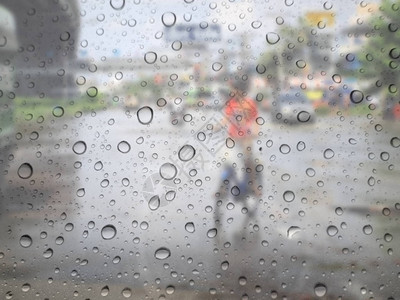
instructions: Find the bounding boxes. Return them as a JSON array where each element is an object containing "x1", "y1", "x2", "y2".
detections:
[{"x1": 0, "y1": 0, "x2": 399, "y2": 299}]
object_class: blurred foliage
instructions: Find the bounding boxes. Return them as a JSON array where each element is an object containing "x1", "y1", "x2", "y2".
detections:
[{"x1": 356, "y1": 0, "x2": 400, "y2": 100}]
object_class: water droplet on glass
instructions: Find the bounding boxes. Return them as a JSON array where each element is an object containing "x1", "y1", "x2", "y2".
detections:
[
  {"x1": 367, "y1": 176, "x2": 375, "y2": 186},
  {"x1": 162, "y1": 12, "x2": 176, "y2": 27},
  {"x1": 18, "y1": 163, "x2": 33, "y2": 179},
  {"x1": 110, "y1": 0, "x2": 125, "y2": 10},
  {"x1": 207, "y1": 228, "x2": 218, "y2": 238},
  {"x1": 389, "y1": 48, "x2": 400, "y2": 59},
  {"x1": 115, "y1": 71, "x2": 123, "y2": 80},
  {"x1": 73, "y1": 141, "x2": 87, "y2": 155},
  {"x1": 157, "y1": 98, "x2": 167, "y2": 107},
  {"x1": 60, "y1": 31, "x2": 70, "y2": 41},
  {"x1": 283, "y1": 191, "x2": 295, "y2": 202},
  {"x1": 43, "y1": 248, "x2": 53, "y2": 259},
  {"x1": 297, "y1": 111, "x2": 311, "y2": 122},
  {"x1": 76, "y1": 188, "x2": 85, "y2": 197},
  {"x1": 117, "y1": 141, "x2": 131, "y2": 153},
  {"x1": 327, "y1": 225, "x2": 338, "y2": 237},
  {"x1": 221, "y1": 261, "x2": 229, "y2": 270},
  {"x1": 121, "y1": 288, "x2": 132, "y2": 298},
  {"x1": 159, "y1": 163, "x2": 177, "y2": 180},
  {"x1": 306, "y1": 168, "x2": 315, "y2": 177},
  {"x1": 226, "y1": 138, "x2": 235, "y2": 149},
  {"x1": 165, "y1": 190, "x2": 176, "y2": 201},
  {"x1": 279, "y1": 144, "x2": 291, "y2": 154},
  {"x1": 21, "y1": 283, "x2": 31, "y2": 292},
  {"x1": 20, "y1": 235, "x2": 32, "y2": 248},
  {"x1": 332, "y1": 74, "x2": 341, "y2": 83},
  {"x1": 287, "y1": 226, "x2": 301, "y2": 239},
  {"x1": 363, "y1": 225, "x2": 373, "y2": 235},
  {"x1": 256, "y1": 64, "x2": 266, "y2": 74},
  {"x1": 231, "y1": 186, "x2": 240, "y2": 196},
  {"x1": 166, "y1": 285, "x2": 175, "y2": 295},
  {"x1": 137, "y1": 106, "x2": 154, "y2": 125},
  {"x1": 55, "y1": 236, "x2": 64, "y2": 245},
  {"x1": 148, "y1": 195, "x2": 161, "y2": 211},
  {"x1": 178, "y1": 144, "x2": 196, "y2": 161},
  {"x1": 185, "y1": 222, "x2": 195, "y2": 233},
  {"x1": 144, "y1": 51, "x2": 157, "y2": 64},
  {"x1": 86, "y1": 86, "x2": 98, "y2": 98},
  {"x1": 285, "y1": 0, "x2": 294, "y2": 6},
  {"x1": 390, "y1": 137, "x2": 400, "y2": 148},
  {"x1": 251, "y1": 21, "x2": 262, "y2": 29},
  {"x1": 101, "y1": 225, "x2": 117, "y2": 240},
  {"x1": 155, "y1": 247, "x2": 171, "y2": 260},
  {"x1": 212, "y1": 62, "x2": 223, "y2": 71},
  {"x1": 323, "y1": 148, "x2": 335, "y2": 159},
  {"x1": 101, "y1": 286, "x2": 109, "y2": 296},
  {"x1": 314, "y1": 283, "x2": 327, "y2": 297},
  {"x1": 52, "y1": 106, "x2": 64, "y2": 117},
  {"x1": 266, "y1": 32, "x2": 280, "y2": 45},
  {"x1": 94, "y1": 161, "x2": 103, "y2": 171},
  {"x1": 350, "y1": 90, "x2": 364, "y2": 104},
  {"x1": 296, "y1": 60, "x2": 307, "y2": 69},
  {"x1": 239, "y1": 276, "x2": 247, "y2": 286}
]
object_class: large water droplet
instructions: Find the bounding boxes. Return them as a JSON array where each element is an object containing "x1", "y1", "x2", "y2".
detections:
[
  {"x1": 101, "y1": 225, "x2": 117, "y2": 240},
  {"x1": 390, "y1": 137, "x2": 400, "y2": 148},
  {"x1": 178, "y1": 144, "x2": 196, "y2": 161},
  {"x1": 297, "y1": 111, "x2": 311, "y2": 122},
  {"x1": 101, "y1": 286, "x2": 109, "y2": 296},
  {"x1": 323, "y1": 148, "x2": 335, "y2": 159},
  {"x1": 18, "y1": 163, "x2": 33, "y2": 179},
  {"x1": 137, "y1": 106, "x2": 154, "y2": 125},
  {"x1": 144, "y1": 52, "x2": 157, "y2": 64},
  {"x1": 148, "y1": 195, "x2": 160, "y2": 211},
  {"x1": 72, "y1": 141, "x2": 87, "y2": 155},
  {"x1": 362, "y1": 225, "x2": 373, "y2": 235},
  {"x1": 161, "y1": 12, "x2": 176, "y2": 27},
  {"x1": 159, "y1": 163, "x2": 177, "y2": 180},
  {"x1": 154, "y1": 247, "x2": 171, "y2": 260},
  {"x1": 314, "y1": 283, "x2": 327, "y2": 297},
  {"x1": 266, "y1": 32, "x2": 280, "y2": 45},
  {"x1": 121, "y1": 288, "x2": 132, "y2": 298},
  {"x1": 19, "y1": 235, "x2": 32, "y2": 248},
  {"x1": 327, "y1": 225, "x2": 338, "y2": 237},
  {"x1": 185, "y1": 222, "x2": 195, "y2": 233},
  {"x1": 207, "y1": 228, "x2": 218, "y2": 238},
  {"x1": 110, "y1": 0, "x2": 125, "y2": 10},
  {"x1": 283, "y1": 191, "x2": 295, "y2": 202},
  {"x1": 350, "y1": 90, "x2": 364, "y2": 104},
  {"x1": 43, "y1": 248, "x2": 53, "y2": 259},
  {"x1": 287, "y1": 226, "x2": 301, "y2": 239},
  {"x1": 117, "y1": 141, "x2": 131, "y2": 153},
  {"x1": 52, "y1": 106, "x2": 64, "y2": 117}
]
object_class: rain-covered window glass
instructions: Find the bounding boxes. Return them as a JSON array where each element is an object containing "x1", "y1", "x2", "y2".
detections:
[{"x1": 1, "y1": 0, "x2": 400, "y2": 299}]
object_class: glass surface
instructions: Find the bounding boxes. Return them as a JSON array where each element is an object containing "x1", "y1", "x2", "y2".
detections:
[{"x1": 1, "y1": 0, "x2": 399, "y2": 299}]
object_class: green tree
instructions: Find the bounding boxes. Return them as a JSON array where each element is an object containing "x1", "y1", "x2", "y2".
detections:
[{"x1": 357, "y1": 0, "x2": 400, "y2": 117}]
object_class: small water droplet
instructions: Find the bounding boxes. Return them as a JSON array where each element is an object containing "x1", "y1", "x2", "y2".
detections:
[
  {"x1": 266, "y1": 32, "x2": 280, "y2": 45},
  {"x1": 283, "y1": 191, "x2": 295, "y2": 202},
  {"x1": 367, "y1": 176, "x2": 375, "y2": 186},
  {"x1": 297, "y1": 111, "x2": 311, "y2": 122},
  {"x1": 226, "y1": 138, "x2": 235, "y2": 149},
  {"x1": 21, "y1": 283, "x2": 31, "y2": 292},
  {"x1": 221, "y1": 261, "x2": 229, "y2": 270},
  {"x1": 72, "y1": 141, "x2": 87, "y2": 155},
  {"x1": 19, "y1": 235, "x2": 32, "y2": 248},
  {"x1": 86, "y1": 86, "x2": 98, "y2": 98},
  {"x1": 155, "y1": 247, "x2": 171, "y2": 260},
  {"x1": 148, "y1": 195, "x2": 161, "y2": 211},
  {"x1": 178, "y1": 144, "x2": 196, "y2": 161},
  {"x1": 332, "y1": 74, "x2": 341, "y2": 83},
  {"x1": 251, "y1": 20, "x2": 262, "y2": 29},
  {"x1": 101, "y1": 225, "x2": 117, "y2": 240},
  {"x1": 94, "y1": 161, "x2": 103, "y2": 171},
  {"x1": 314, "y1": 283, "x2": 327, "y2": 297},
  {"x1": 306, "y1": 168, "x2": 315, "y2": 177},
  {"x1": 115, "y1": 71, "x2": 123, "y2": 80},
  {"x1": 350, "y1": 90, "x2": 364, "y2": 104},
  {"x1": 159, "y1": 163, "x2": 177, "y2": 180},
  {"x1": 335, "y1": 207, "x2": 343, "y2": 215},
  {"x1": 60, "y1": 31, "x2": 70, "y2": 41},
  {"x1": 17, "y1": 163, "x2": 33, "y2": 179},
  {"x1": 76, "y1": 188, "x2": 85, "y2": 197},
  {"x1": 296, "y1": 60, "x2": 307, "y2": 69},
  {"x1": 117, "y1": 141, "x2": 131, "y2": 153},
  {"x1": 162, "y1": 12, "x2": 176, "y2": 27},
  {"x1": 231, "y1": 186, "x2": 240, "y2": 196},
  {"x1": 185, "y1": 222, "x2": 195, "y2": 233}
]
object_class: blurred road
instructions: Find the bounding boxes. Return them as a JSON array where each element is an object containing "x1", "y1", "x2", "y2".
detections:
[{"x1": 0, "y1": 106, "x2": 399, "y2": 299}]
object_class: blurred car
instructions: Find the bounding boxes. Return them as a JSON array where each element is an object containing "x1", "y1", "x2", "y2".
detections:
[{"x1": 271, "y1": 90, "x2": 316, "y2": 124}]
